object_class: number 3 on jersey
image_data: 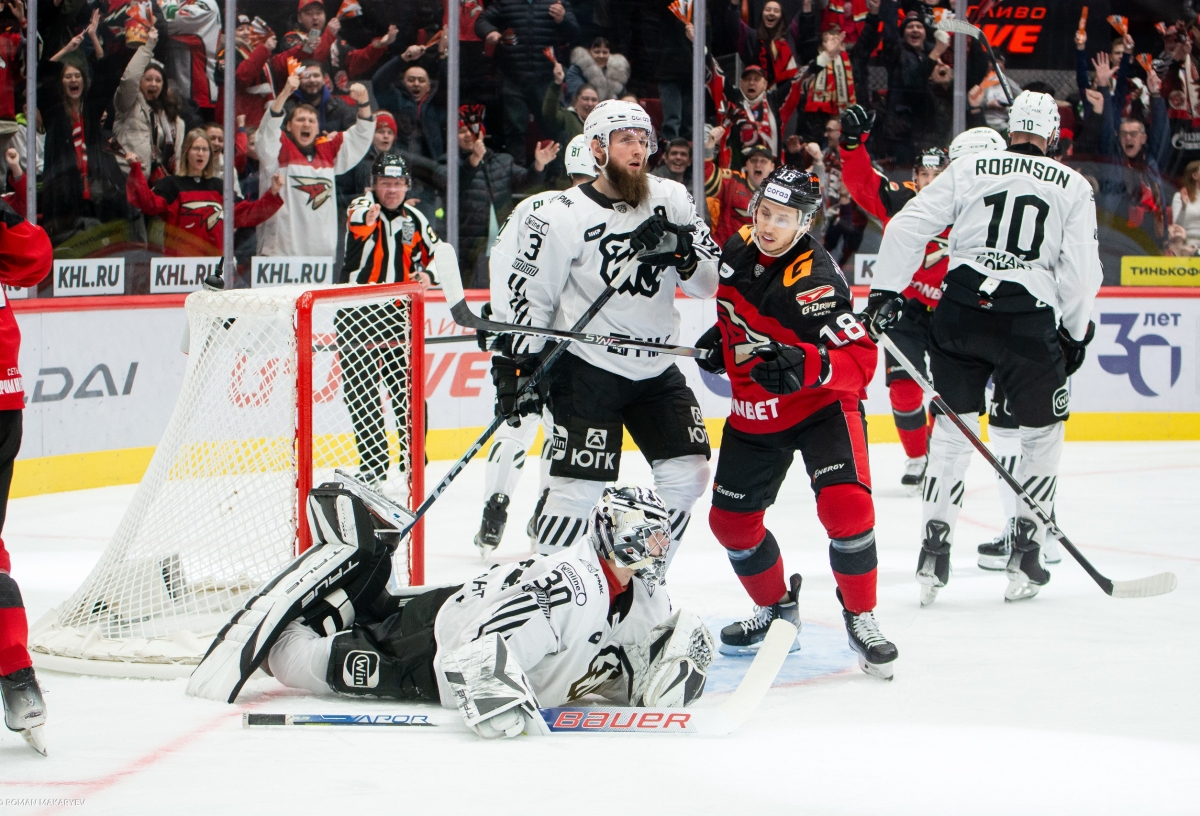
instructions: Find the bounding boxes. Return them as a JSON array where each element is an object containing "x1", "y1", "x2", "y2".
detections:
[
  {"x1": 819, "y1": 313, "x2": 867, "y2": 347},
  {"x1": 983, "y1": 191, "x2": 1049, "y2": 262}
]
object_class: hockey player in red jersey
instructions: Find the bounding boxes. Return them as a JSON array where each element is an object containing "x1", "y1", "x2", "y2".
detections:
[
  {"x1": 696, "y1": 166, "x2": 897, "y2": 679},
  {"x1": 0, "y1": 199, "x2": 52, "y2": 754},
  {"x1": 126, "y1": 129, "x2": 285, "y2": 256},
  {"x1": 838, "y1": 103, "x2": 958, "y2": 493}
]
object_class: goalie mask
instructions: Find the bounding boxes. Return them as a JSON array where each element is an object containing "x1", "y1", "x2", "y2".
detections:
[
  {"x1": 588, "y1": 486, "x2": 672, "y2": 582},
  {"x1": 748, "y1": 166, "x2": 821, "y2": 256}
]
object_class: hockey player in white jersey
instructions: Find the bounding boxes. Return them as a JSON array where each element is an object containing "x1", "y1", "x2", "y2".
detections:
[
  {"x1": 263, "y1": 483, "x2": 714, "y2": 738},
  {"x1": 862, "y1": 91, "x2": 1102, "y2": 603},
  {"x1": 489, "y1": 100, "x2": 721, "y2": 557},
  {"x1": 474, "y1": 134, "x2": 598, "y2": 558}
]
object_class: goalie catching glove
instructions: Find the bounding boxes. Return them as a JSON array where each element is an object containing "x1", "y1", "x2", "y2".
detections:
[
  {"x1": 630, "y1": 609, "x2": 714, "y2": 707},
  {"x1": 750, "y1": 341, "x2": 829, "y2": 395},
  {"x1": 442, "y1": 633, "x2": 547, "y2": 739}
]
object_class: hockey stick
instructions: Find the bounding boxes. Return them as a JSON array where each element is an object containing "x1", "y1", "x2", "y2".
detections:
[
  {"x1": 387, "y1": 246, "x2": 645, "y2": 540},
  {"x1": 242, "y1": 619, "x2": 797, "y2": 735},
  {"x1": 936, "y1": 17, "x2": 1014, "y2": 106},
  {"x1": 439, "y1": 262, "x2": 708, "y2": 359},
  {"x1": 879, "y1": 333, "x2": 1177, "y2": 599}
]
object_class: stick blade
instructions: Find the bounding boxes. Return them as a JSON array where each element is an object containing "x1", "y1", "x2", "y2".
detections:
[
  {"x1": 1109, "y1": 572, "x2": 1178, "y2": 599},
  {"x1": 937, "y1": 16, "x2": 981, "y2": 38},
  {"x1": 718, "y1": 618, "x2": 796, "y2": 729},
  {"x1": 433, "y1": 243, "x2": 466, "y2": 307}
]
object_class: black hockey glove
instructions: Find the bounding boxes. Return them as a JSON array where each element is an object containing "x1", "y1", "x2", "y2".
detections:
[
  {"x1": 491, "y1": 345, "x2": 551, "y2": 426},
  {"x1": 840, "y1": 104, "x2": 876, "y2": 149},
  {"x1": 749, "y1": 342, "x2": 826, "y2": 395},
  {"x1": 859, "y1": 289, "x2": 905, "y2": 341},
  {"x1": 629, "y1": 213, "x2": 669, "y2": 253},
  {"x1": 641, "y1": 224, "x2": 700, "y2": 279},
  {"x1": 694, "y1": 324, "x2": 726, "y2": 375},
  {"x1": 476, "y1": 302, "x2": 495, "y2": 351},
  {"x1": 1058, "y1": 320, "x2": 1095, "y2": 376}
]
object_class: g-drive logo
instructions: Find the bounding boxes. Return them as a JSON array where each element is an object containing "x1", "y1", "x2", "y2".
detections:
[{"x1": 1097, "y1": 313, "x2": 1182, "y2": 397}]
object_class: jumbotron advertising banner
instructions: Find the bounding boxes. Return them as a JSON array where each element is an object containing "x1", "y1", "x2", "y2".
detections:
[{"x1": 9, "y1": 289, "x2": 1200, "y2": 495}]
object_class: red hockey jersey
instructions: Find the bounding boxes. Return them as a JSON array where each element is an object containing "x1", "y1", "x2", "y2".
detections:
[
  {"x1": 715, "y1": 226, "x2": 876, "y2": 434},
  {"x1": 839, "y1": 141, "x2": 948, "y2": 308},
  {"x1": 0, "y1": 200, "x2": 51, "y2": 411}
]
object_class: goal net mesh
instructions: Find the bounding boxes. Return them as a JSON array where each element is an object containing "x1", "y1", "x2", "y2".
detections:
[{"x1": 30, "y1": 284, "x2": 424, "y2": 676}]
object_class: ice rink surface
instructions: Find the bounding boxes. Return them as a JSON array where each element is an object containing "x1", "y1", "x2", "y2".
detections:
[{"x1": 1, "y1": 441, "x2": 1197, "y2": 815}]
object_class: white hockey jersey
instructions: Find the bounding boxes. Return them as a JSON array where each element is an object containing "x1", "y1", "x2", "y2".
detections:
[
  {"x1": 432, "y1": 541, "x2": 672, "y2": 709},
  {"x1": 871, "y1": 146, "x2": 1103, "y2": 340},
  {"x1": 255, "y1": 111, "x2": 373, "y2": 257},
  {"x1": 488, "y1": 176, "x2": 720, "y2": 380},
  {"x1": 490, "y1": 190, "x2": 559, "y2": 324}
]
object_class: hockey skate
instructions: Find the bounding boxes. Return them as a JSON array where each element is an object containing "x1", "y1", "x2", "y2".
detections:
[
  {"x1": 977, "y1": 518, "x2": 1014, "y2": 571},
  {"x1": 719, "y1": 574, "x2": 802, "y2": 656},
  {"x1": 839, "y1": 591, "x2": 898, "y2": 680},
  {"x1": 1004, "y1": 518, "x2": 1050, "y2": 602},
  {"x1": 1, "y1": 668, "x2": 47, "y2": 756},
  {"x1": 916, "y1": 520, "x2": 951, "y2": 606},
  {"x1": 474, "y1": 493, "x2": 510, "y2": 560},
  {"x1": 901, "y1": 455, "x2": 927, "y2": 496}
]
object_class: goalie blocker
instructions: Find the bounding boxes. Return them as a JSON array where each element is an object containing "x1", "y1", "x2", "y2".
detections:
[{"x1": 192, "y1": 483, "x2": 715, "y2": 739}]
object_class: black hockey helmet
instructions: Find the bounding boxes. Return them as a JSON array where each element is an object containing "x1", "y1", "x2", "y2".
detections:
[
  {"x1": 916, "y1": 147, "x2": 949, "y2": 172},
  {"x1": 372, "y1": 152, "x2": 410, "y2": 183},
  {"x1": 749, "y1": 165, "x2": 822, "y2": 216}
]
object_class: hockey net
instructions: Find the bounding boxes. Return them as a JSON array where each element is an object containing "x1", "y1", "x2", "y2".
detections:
[{"x1": 29, "y1": 283, "x2": 425, "y2": 678}]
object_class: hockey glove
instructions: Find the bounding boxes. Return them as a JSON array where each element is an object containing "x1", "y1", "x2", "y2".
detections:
[
  {"x1": 629, "y1": 213, "x2": 669, "y2": 253},
  {"x1": 694, "y1": 324, "x2": 727, "y2": 375},
  {"x1": 749, "y1": 341, "x2": 827, "y2": 395},
  {"x1": 840, "y1": 104, "x2": 876, "y2": 149},
  {"x1": 491, "y1": 348, "x2": 548, "y2": 426},
  {"x1": 443, "y1": 634, "x2": 545, "y2": 739},
  {"x1": 859, "y1": 289, "x2": 905, "y2": 341},
  {"x1": 1058, "y1": 320, "x2": 1095, "y2": 376},
  {"x1": 641, "y1": 224, "x2": 700, "y2": 279},
  {"x1": 476, "y1": 302, "x2": 495, "y2": 351}
]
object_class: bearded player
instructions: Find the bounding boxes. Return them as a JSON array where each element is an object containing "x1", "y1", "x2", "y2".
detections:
[
  {"x1": 695, "y1": 166, "x2": 897, "y2": 680},
  {"x1": 488, "y1": 100, "x2": 720, "y2": 561}
]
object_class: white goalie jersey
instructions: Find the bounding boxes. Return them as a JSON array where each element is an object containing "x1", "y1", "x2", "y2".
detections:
[
  {"x1": 871, "y1": 146, "x2": 1103, "y2": 340},
  {"x1": 488, "y1": 176, "x2": 720, "y2": 380},
  {"x1": 432, "y1": 541, "x2": 672, "y2": 708}
]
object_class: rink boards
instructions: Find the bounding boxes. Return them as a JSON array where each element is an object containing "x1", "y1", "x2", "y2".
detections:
[{"x1": 8, "y1": 287, "x2": 1200, "y2": 496}]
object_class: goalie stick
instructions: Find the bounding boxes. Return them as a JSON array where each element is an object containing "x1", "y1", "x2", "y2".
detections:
[
  {"x1": 438, "y1": 260, "x2": 708, "y2": 359},
  {"x1": 936, "y1": 17, "x2": 1014, "y2": 105},
  {"x1": 879, "y1": 333, "x2": 1177, "y2": 599},
  {"x1": 243, "y1": 618, "x2": 797, "y2": 736}
]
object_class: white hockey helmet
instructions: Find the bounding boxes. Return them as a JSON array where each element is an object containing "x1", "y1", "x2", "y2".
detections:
[
  {"x1": 564, "y1": 133, "x2": 597, "y2": 178},
  {"x1": 588, "y1": 485, "x2": 672, "y2": 582},
  {"x1": 948, "y1": 126, "x2": 1007, "y2": 161},
  {"x1": 1008, "y1": 91, "x2": 1060, "y2": 145},
  {"x1": 583, "y1": 99, "x2": 658, "y2": 158}
]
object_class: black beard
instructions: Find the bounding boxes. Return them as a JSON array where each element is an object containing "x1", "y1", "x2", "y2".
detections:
[{"x1": 605, "y1": 160, "x2": 650, "y2": 208}]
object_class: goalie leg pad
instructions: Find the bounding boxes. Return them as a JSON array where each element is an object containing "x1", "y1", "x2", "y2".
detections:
[
  {"x1": 631, "y1": 609, "x2": 715, "y2": 708},
  {"x1": 187, "y1": 485, "x2": 397, "y2": 703},
  {"x1": 442, "y1": 633, "x2": 543, "y2": 739}
]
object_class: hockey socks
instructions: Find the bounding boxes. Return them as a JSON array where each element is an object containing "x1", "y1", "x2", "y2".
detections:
[
  {"x1": 889, "y1": 379, "x2": 929, "y2": 459},
  {"x1": 709, "y1": 508, "x2": 787, "y2": 606},
  {"x1": 815, "y1": 483, "x2": 879, "y2": 614},
  {"x1": 0, "y1": 573, "x2": 31, "y2": 676}
]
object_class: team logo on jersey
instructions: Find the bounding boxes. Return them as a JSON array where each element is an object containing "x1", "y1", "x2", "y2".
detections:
[
  {"x1": 924, "y1": 235, "x2": 949, "y2": 269},
  {"x1": 782, "y1": 250, "x2": 814, "y2": 286},
  {"x1": 180, "y1": 200, "x2": 223, "y2": 231},
  {"x1": 795, "y1": 284, "x2": 834, "y2": 305},
  {"x1": 342, "y1": 650, "x2": 380, "y2": 688},
  {"x1": 718, "y1": 298, "x2": 772, "y2": 364},
  {"x1": 567, "y1": 645, "x2": 626, "y2": 701},
  {"x1": 598, "y1": 235, "x2": 664, "y2": 298},
  {"x1": 291, "y1": 176, "x2": 333, "y2": 210}
]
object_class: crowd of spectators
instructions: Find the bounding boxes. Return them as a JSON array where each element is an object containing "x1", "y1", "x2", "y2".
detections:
[{"x1": 3, "y1": 0, "x2": 1200, "y2": 288}]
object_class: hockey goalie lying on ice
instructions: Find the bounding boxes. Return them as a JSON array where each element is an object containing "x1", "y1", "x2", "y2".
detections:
[{"x1": 187, "y1": 481, "x2": 714, "y2": 739}]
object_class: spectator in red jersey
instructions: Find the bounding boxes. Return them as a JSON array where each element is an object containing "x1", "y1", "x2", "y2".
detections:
[
  {"x1": 232, "y1": 20, "x2": 279, "y2": 130},
  {"x1": 0, "y1": 196, "x2": 52, "y2": 754},
  {"x1": 125, "y1": 128, "x2": 284, "y2": 256},
  {"x1": 162, "y1": 0, "x2": 221, "y2": 122}
]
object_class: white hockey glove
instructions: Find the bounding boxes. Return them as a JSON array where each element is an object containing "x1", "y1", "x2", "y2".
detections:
[
  {"x1": 442, "y1": 634, "x2": 544, "y2": 739},
  {"x1": 630, "y1": 610, "x2": 715, "y2": 708}
]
